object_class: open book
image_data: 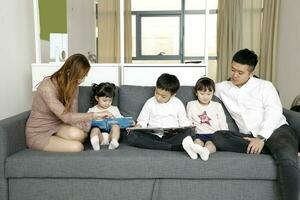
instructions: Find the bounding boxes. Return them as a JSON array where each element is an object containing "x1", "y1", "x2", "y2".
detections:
[
  {"x1": 91, "y1": 117, "x2": 135, "y2": 130},
  {"x1": 126, "y1": 126, "x2": 195, "y2": 135}
]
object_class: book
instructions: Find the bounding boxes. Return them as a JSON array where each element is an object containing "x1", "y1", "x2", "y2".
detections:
[
  {"x1": 91, "y1": 117, "x2": 135, "y2": 130},
  {"x1": 126, "y1": 126, "x2": 195, "y2": 135}
]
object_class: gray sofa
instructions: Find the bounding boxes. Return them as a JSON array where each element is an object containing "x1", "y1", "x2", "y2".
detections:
[{"x1": 1, "y1": 85, "x2": 300, "y2": 200}]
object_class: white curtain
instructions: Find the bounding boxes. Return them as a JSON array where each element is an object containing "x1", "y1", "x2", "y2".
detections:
[
  {"x1": 258, "y1": 0, "x2": 280, "y2": 83},
  {"x1": 97, "y1": 0, "x2": 132, "y2": 63},
  {"x1": 217, "y1": 0, "x2": 263, "y2": 81}
]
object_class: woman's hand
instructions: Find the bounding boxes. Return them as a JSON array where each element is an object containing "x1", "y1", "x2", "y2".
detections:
[{"x1": 93, "y1": 111, "x2": 113, "y2": 120}]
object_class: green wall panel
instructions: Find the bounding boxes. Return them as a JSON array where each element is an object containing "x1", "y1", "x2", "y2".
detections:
[{"x1": 39, "y1": 0, "x2": 67, "y2": 41}]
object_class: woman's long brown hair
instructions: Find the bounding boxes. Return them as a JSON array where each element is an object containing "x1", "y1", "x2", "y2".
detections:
[{"x1": 50, "y1": 54, "x2": 91, "y2": 113}]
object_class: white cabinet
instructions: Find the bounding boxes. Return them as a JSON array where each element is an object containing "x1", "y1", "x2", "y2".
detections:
[
  {"x1": 31, "y1": 63, "x2": 119, "y2": 91},
  {"x1": 123, "y1": 64, "x2": 206, "y2": 86},
  {"x1": 32, "y1": 63, "x2": 207, "y2": 90}
]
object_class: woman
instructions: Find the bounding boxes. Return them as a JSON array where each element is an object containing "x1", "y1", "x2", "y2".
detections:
[{"x1": 26, "y1": 54, "x2": 110, "y2": 152}]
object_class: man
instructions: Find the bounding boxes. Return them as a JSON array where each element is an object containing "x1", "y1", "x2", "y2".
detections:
[{"x1": 213, "y1": 49, "x2": 299, "y2": 200}]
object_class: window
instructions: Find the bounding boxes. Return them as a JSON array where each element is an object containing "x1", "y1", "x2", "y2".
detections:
[{"x1": 131, "y1": 0, "x2": 218, "y2": 64}]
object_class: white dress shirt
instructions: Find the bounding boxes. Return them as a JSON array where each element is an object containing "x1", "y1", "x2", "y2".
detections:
[
  {"x1": 187, "y1": 100, "x2": 228, "y2": 134},
  {"x1": 215, "y1": 77, "x2": 287, "y2": 139},
  {"x1": 137, "y1": 96, "x2": 191, "y2": 132}
]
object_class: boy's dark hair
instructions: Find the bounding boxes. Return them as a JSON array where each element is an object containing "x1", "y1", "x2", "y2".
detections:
[
  {"x1": 90, "y1": 82, "x2": 116, "y2": 106},
  {"x1": 232, "y1": 49, "x2": 258, "y2": 71},
  {"x1": 156, "y1": 73, "x2": 180, "y2": 95},
  {"x1": 194, "y1": 77, "x2": 215, "y2": 94},
  {"x1": 291, "y1": 105, "x2": 300, "y2": 112}
]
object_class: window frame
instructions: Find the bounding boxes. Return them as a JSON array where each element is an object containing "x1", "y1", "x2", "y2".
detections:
[{"x1": 131, "y1": 3, "x2": 218, "y2": 63}]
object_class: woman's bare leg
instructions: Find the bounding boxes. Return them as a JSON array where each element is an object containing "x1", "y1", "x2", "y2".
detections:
[
  {"x1": 43, "y1": 124, "x2": 87, "y2": 152},
  {"x1": 56, "y1": 124, "x2": 87, "y2": 142},
  {"x1": 43, "y1": 136, "x2": 84, "y2": 152}
]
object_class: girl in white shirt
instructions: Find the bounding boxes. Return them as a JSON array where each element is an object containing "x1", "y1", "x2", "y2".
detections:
[
  {"x1": 186, "y1": 77, "x2": 228, "y2": 160},
  {"x1": 88, "y1": 82, "x2": 122, "y2": 150}
]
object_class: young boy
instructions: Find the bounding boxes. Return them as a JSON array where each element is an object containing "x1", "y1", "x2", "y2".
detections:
[{"x1": 126, "y1": 73, "x2": 199, "y2": 159}]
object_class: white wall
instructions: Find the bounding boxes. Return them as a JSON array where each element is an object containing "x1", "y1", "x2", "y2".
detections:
[
  {"x1": 0, "y1": 0, "x2": 299, "y2": 120},
  {"x1": 277, "y1": 0, "x2": 300, "y2": 108},
  {"x1": 67, "y1": 0, "x2": 96, "y2": 57},
  {"x1": 0, "y1": 1, "x2": 35, "y2": 119}
]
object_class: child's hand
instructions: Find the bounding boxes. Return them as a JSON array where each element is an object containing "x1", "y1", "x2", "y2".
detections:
[
  {"x1": 134, "y1": 124, "x2": 142, "y2": 128},
  {"x1": 105, "y1": 111, "x2": 114, "y2": 118},
  {"x1": 93, "y1": 111, "x2": 113, "y2": 120}
]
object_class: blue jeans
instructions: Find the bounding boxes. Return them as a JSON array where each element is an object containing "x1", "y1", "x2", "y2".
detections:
[{"x1": 212, "y1": 124, "x2": 299, "y2": 200}]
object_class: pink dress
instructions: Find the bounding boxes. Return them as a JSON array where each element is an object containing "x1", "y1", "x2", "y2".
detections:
[{"x1": 26, "y1": 78, "x2": 93, "y2": 150}]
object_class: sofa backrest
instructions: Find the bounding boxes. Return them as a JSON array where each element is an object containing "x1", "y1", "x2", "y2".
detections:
[
  {"x1": 78, "y1": 85, "x2": 239, "y2": 132},
  {"x1": 118, "y1": 85, "x2": 194, "y2": 118},
  {"x1": 119, "y1": 85, "x2": 239, "y2": 132}
]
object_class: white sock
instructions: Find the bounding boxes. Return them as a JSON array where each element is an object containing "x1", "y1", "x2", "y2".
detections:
[
  {"x1": 108, "y1": 139, "x2": 119, "y2": 150},
  {"x1": 90, "y1": 136, "x2": 100, "y2": 151},
  {"x1": 191, "y1": 144, "x2": 210, "y2": 161},
  {"x1": 182, "y1": 136, "x2": 198, "y2": 160}
]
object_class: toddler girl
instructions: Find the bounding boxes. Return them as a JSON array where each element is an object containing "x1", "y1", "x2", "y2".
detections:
[
  {"x1": 88, "y1": 82, "x2": 121, "y2": 150},
  {"x1": 186, "y1": 77, "x2": 228, "y2": 160}
]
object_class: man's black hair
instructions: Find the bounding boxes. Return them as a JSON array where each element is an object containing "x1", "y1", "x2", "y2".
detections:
[
  {"x1": 232, "y1": 49, "x2": 258, "y2": 70},
  {"x1": 156, "y1": 73, "x2": 180, "y2": 95}
]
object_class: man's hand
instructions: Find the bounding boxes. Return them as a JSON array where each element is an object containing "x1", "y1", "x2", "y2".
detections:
[{"x1": 243, "y1": 137, "x2": 265, "y2": 154}]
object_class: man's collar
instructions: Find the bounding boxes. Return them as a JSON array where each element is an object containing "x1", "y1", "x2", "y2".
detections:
[{"x1": 230, "y1": 76, "x2": 254, "y2": 89}]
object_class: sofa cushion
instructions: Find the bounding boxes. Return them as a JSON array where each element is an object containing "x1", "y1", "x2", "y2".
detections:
[
  {"x1": 6, "y1": 145, "x2": 278, "y2": 180},
  {"x1": 119, "y1": 85, "x2": 239, "y2": 132},
  {"x1": 118, "y1": 85, "x2": 154, "y2": 120}
]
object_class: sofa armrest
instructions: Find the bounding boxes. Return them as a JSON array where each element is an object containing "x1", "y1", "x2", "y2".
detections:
[
  {"x1": 0, "y1": 110, "x2": 30, "y2": 164},
  {"x1": 283, "y1": 108, "x2": 300, "y2": 138},
  {"x1": 0, "y1": 111, "x2": 30, "y2": 200},
  {"x1": 0, "y1": 110, "x2": 30, "y2": 200}
]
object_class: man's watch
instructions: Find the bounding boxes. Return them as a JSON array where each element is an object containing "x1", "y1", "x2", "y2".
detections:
[{"x1": 257, "y1": 135, "x2": 267, "y2": 142}]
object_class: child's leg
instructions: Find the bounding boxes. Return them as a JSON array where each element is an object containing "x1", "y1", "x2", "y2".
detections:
[
  {"x1": 162, "y1": 128, "x2": 198, "y2": 159},
  {"x1": 164, "y1": 128, "x2": 193, "y2": 151},
  {"x1": 126, "y1": 130, "x2": 171, "y2": 150},
  {"x1": 90, "y1": 128, "x2": 102, "y2": 151},
  {"x1": 205, "y1": 141, "x2": 216, "y2": 154},
  {"x1": 108, "y1": 125, "x2": 120, "y2": 150},
  {"x1": 189, "y1": 138, "x2": 210, "y2": 161},
  {"x1": 194, "y1": 138, "x2": 204, "y2": 147},
  {"x1": 182, "y1": 136, "x2": 198, "y2": 160}
]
